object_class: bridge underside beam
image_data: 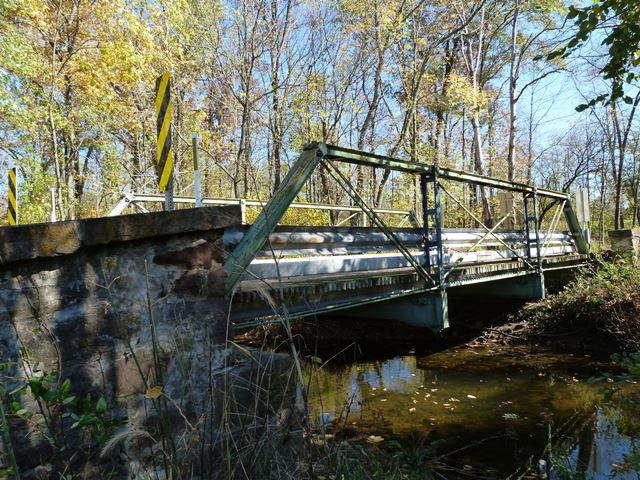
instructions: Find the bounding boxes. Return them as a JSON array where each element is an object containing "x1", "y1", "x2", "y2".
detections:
[
  {"x1": 452, "y1": 272, "x2": 545, "y2": 300},
  {"x1": 343, "y1": 290, "x2": 449, "y2": 330}
]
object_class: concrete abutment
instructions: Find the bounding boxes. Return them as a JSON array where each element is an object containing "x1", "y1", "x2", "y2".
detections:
[{"x1": 0, "y1": 207, "x2": 301, "y2": 479}]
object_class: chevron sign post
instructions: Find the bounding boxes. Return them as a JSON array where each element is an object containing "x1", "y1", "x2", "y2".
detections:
[
  {"x1": 8, "y1": 167, "x2": 17, "y2": 225},
  {"x1": 155, "y1": 72, "x2": 174, "y2": 210}
]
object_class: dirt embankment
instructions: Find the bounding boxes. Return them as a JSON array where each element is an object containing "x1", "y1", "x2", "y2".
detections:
[{"x1": 469, "y1": 256, "x2": 640, "y2": 354}]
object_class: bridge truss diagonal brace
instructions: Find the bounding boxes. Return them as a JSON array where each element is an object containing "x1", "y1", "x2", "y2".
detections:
[
  {"x1": 324, "y1": 160, "x2": 434, "y2": 286},
  {"x1": 226, "y1": 145, "x2": 326, "y2": 294},
  {"x1": 439, "y1": 183, "x2": 535, "y2": 271}
]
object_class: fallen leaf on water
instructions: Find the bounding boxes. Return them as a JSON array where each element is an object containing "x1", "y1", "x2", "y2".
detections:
[{"x1": 145, "y1": 385, "x2": 163, "y2": 399}]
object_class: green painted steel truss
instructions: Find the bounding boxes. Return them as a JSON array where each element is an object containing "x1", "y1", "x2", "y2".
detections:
[{"x1": 226, "y1": 142, "x2": 589, "y2": 295}]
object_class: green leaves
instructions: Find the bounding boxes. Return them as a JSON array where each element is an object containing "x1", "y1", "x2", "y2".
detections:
[
  {"x1": 557, "y1": 0, "x2": 640, "y2": 106},
  {"x1": 95, "y1": 396, "x2": 107, "y2": 415},
  {"x1": 10, "y1": 370, "x2": 118, "y2": 449}
]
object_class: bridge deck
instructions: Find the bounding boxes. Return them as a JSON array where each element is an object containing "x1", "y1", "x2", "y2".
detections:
[{"x1": 228, "y1": 225, "x2": 586, "y2": 327}]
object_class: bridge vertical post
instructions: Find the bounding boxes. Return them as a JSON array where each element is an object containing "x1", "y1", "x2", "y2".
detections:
[
  {"x1": 433, "y1": 176, "x2": 444, "y2": 287},
  {"x1": 420, "y1": 174, "x2": 432, "y2": 273},
  {"x1": 532, "y1": 190, "x2": 542, "y2": 272},
  {"x1": 524, "y1": 193, "x2": 542, "y2": 269},
  {"x1": 523, "y1": 191, "x2": 545, "y2": 300},
  {"x1": 420, "y1": 174, "x2": 444, "y2": 285},
  {"x1": 420, "y1": 173, "x2": 448, "y2": 329}
]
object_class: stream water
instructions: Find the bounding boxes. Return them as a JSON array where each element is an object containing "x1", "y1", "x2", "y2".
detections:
[{"x1": 306, "y1": 345, "x2": 639, "y2": 479}]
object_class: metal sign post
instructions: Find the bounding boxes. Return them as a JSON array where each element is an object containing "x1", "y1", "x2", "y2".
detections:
[
  {"x1": 50, "y1": 187, "x2": 57, "y2": 222},
  {"x1": 155, "y1": 72, "x2": 174, "y2": 211},
  {"x1": 193, "y1": 134, "x2": 202, "y2": 208}
]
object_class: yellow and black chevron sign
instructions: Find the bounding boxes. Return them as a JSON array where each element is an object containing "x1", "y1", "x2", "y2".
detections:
[
  {"x1": 8, "y1": 167, "x2": 17, "y2": 225},
  {"x1": 155, "y1": 72, "x2": 173, "y2": 193}
]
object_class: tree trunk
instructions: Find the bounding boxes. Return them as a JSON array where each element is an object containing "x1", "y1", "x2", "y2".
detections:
[
  {"x1": 506, "y1": 1, "x2": 520, "y2": 183},
  {"x1": 471, "y1": 113, "x2": 492, "y2": 226}
]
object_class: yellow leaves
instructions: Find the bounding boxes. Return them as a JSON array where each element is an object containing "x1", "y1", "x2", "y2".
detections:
[
  {"x1": 339, "y1": 0, "x2": 406, "y2": 39},
  {"x1": 145, "y1": 385, "x2": 163, "y2": 399},
  {"x1": 443, "y1": 73, "x2": 488, "y2": 113}
]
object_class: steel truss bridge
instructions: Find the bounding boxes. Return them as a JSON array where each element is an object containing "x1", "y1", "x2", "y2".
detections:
[{"x1": 119, "y1": 143, "x2": 590, "y2": 331}]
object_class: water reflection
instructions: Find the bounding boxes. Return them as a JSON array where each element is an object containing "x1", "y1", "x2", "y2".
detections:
[
  {"x1": 556, "y1": 409, "x2": 638, "y2": 480},
  {"x1": 307, "y1": 346, "x2": 638, "y2": 478}
]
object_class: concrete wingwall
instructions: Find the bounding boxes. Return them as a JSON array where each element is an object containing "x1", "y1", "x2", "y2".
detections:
[{"x1": 0, "y1": 207, "x2": 301, "y2": 479}]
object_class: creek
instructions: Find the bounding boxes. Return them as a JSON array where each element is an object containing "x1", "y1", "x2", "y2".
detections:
[{"x1": 305, "y1": 344, "x2": 639, "y2": 479}]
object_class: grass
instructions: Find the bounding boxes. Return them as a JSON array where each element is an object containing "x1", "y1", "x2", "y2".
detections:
[{"x1": 308, "y1": 435, "x2": 445, "y2": 480}]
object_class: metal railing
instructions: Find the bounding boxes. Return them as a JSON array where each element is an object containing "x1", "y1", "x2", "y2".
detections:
[{"x1": 108, "y1": 192, "x2": 419, "y2": 227}]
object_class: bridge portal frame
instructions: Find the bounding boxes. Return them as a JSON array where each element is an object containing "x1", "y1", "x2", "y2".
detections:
[{"x1": 226, "y1": 143, "x2": 589, "y2": 330}]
